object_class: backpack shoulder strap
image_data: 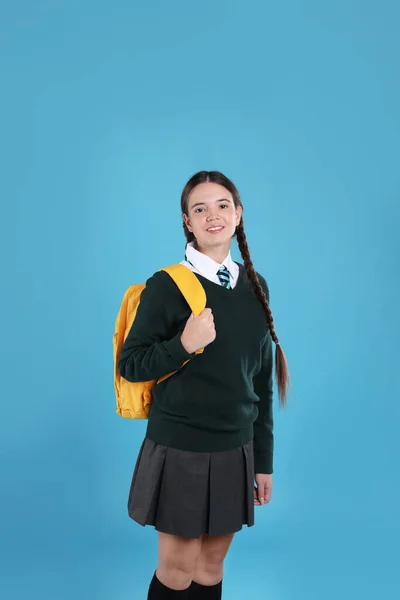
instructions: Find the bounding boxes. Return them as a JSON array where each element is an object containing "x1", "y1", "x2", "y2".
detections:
[{"x1": 160, "y1": 264, "x2": 206, "y2": 316}]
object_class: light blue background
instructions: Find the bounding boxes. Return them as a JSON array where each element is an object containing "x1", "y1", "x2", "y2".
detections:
[{"x1": 1, "y1": 1, "x2": 399, "y2": 598}]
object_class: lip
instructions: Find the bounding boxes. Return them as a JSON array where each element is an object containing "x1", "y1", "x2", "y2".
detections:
[{"x1": 206, "y1": 225, "x2": 225, "y2": 233}]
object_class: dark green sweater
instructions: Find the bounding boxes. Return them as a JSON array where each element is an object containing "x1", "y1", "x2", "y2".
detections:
[{"x1": 118, "y1": 262, "x2": 274, "y2": 474}]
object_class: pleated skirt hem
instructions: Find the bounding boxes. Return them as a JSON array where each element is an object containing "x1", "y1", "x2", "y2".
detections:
[{"x1": 127, "y1": 436, "x2": 255, "y2": 538}]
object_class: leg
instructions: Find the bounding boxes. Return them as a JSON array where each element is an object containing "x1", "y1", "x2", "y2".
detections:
[
  {"x1": 193, "y1": 533, "x2": 235, "y2": 586},
  {"x1": 155, "y1": 531, "x2": 203, "y2": 591}
]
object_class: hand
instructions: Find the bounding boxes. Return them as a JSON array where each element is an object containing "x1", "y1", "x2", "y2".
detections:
[
  {"x1": 180, "y1": 308, "x2": 216, "y2": 354},
  {"x1": 254, "y1": 473, "x2": 273, "y2": 506}
]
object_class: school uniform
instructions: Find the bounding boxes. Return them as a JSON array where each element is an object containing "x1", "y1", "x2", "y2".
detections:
[{"x1": 118, "y1": 241, "x2": 274, "y2": 538}]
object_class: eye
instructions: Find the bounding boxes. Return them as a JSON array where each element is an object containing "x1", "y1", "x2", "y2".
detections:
[
  {"x1": 220, "y1": 203, "x2": 229, "y2": 209},
  {"x1": 194, "y1": 207, "x2": 204, "y2": 213}
]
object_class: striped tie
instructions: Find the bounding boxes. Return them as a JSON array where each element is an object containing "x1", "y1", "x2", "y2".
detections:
[{"x1": 217, "y1": 265, "x2": 231, "y2": 289}]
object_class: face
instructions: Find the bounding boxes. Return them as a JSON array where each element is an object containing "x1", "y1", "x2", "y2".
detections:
[{"x1": 183, "y1": 182, "x2": 242, "y2": 250}]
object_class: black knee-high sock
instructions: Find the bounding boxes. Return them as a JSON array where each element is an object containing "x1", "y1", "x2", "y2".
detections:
[
  {"x1": 147, "y1": 571, "x2": 191, "y2": 599},
  {"x1": 187, "y1": 579, "x2": 223, "y2": 599}
]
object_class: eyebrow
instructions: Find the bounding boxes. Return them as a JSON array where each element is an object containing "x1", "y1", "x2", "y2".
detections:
[{"x1": 190, "y1": 198, "x2": 233, "y2": 210}]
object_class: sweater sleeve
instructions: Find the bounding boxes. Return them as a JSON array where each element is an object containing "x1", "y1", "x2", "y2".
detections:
[
  {"x1": 118, "y1": 270, "x2": 197, "y2": 382},
  {"x1": 252, "y1": 273, "x2": 274, "y2": 474}
]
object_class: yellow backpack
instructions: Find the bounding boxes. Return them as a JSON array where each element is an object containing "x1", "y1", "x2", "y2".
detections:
[{"x1": 113, "y1": 264, "x2": 207, "y2": 419}]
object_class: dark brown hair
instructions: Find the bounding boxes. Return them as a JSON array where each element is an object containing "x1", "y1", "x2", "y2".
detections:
[{"x1": 181, "y1": 170, "x2": 289, "y2": 407}]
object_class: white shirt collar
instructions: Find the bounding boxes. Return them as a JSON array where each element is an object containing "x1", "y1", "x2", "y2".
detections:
[{"x1": 184, "y1": 240, "x2": 238, "y2": 281}]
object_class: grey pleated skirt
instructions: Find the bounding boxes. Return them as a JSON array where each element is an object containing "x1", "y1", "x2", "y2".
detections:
[{"x1": 127, "y1": 436, "x2": 255, "y2": 538}]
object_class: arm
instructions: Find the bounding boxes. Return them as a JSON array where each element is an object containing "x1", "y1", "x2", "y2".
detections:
[
  {"x1": 118, "y1": 271, "x2": 197, "y2": 382},
  {"x1": 253, "y1": 334, "x2": 274, "y2": 474},
  {"x1": 253, "y1": 272, "x2": 274, "y2": 474}
]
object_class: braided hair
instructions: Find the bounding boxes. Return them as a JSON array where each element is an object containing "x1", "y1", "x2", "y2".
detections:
[{"x1": 180, "y1": 170, "x2": 290, "y2": 406}]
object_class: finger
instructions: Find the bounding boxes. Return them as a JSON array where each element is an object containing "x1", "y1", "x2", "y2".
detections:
[
  {"x1": 253, "y1": 487, "x2": 260, "y2": 505},
  {"x1": 254, "y1": 487, "x2": 264, "y2": 505},
  {"x1": 260, "y1": 483, "x2": 270, "y2": 504}
]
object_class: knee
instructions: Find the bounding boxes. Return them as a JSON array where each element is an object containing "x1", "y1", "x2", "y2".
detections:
[
  {"x1": 195, "y1": 552, "x2": 224, "y2": 580},
  {"x1": 157, "y1": 560, "x2": 196, "y2": 590},
  {"x1": 199, "y1": 563, "x2": 224, "y2": 583}
]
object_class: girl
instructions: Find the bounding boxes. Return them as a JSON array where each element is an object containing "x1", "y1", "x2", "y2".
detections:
[{"x1": 118, "y1": 170, "x2": 289, "y2": 599}]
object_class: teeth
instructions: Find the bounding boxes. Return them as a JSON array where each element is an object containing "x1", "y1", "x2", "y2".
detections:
[{"x1": 208, "y1": 227, "x2": 223, "y2": 231}]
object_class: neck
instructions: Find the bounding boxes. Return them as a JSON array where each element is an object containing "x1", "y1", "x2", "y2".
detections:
[{"x1": 193, "y1": 240, "x2": 231, "y2": 264}]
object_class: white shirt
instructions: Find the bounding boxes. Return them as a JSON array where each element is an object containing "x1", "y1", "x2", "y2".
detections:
[{"x1": 180, "y1": 241, "x2": 240, "y2": 289}]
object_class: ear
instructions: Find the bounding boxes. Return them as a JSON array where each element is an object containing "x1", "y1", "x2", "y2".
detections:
[
  {"x1": 235, "y1": 205, "x2": 243, "y2": 227},
  {"x1": 183, "y1": 213, "x2": 193, "y2": 233}
]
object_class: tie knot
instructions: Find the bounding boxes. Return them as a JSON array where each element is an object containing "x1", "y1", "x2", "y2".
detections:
[{"x1": 217, "y1": 265, "x2": 231, "y2": 289}]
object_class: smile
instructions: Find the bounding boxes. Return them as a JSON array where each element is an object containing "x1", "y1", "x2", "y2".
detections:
[{"x1": 207, "y1": 226, "x2": 224, "y2": 234}]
